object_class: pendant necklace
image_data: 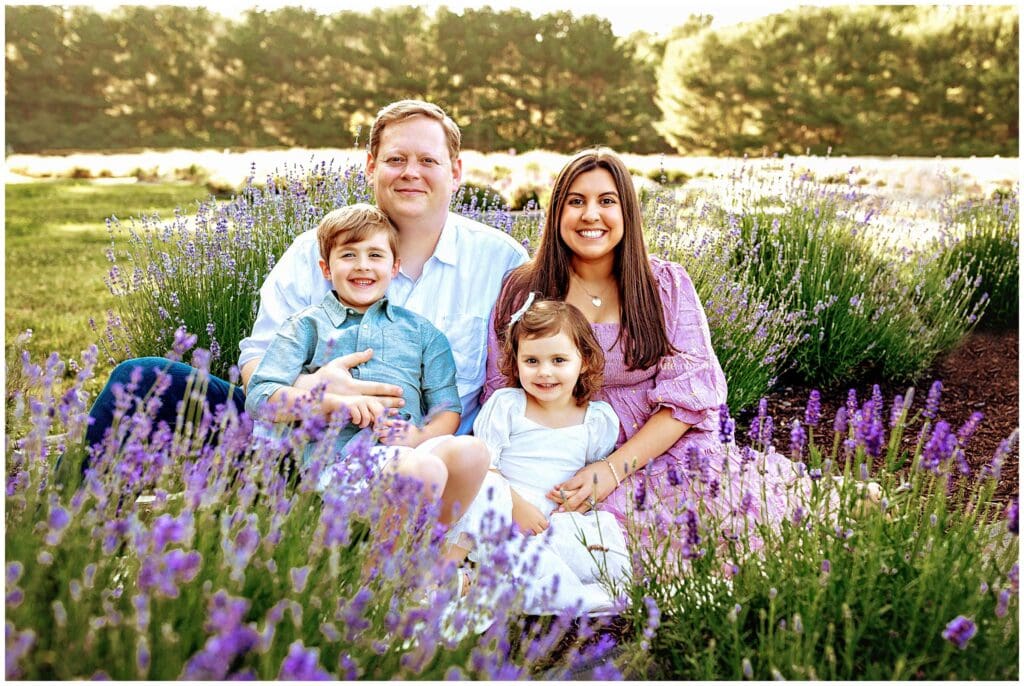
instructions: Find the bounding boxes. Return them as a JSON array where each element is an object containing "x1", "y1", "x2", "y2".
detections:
[{"x1": 571, "y1": 272, "x2": 611, "y2": 308}]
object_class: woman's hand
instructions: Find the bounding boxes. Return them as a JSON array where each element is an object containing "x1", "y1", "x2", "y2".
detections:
[{"x1": 547, "y1": 461, "x2": 618, "y2": 513}]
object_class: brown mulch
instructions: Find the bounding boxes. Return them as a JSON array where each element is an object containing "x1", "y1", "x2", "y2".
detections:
[{"x1": 750, "y1": 328, "x2": 1019, "y2": 504}]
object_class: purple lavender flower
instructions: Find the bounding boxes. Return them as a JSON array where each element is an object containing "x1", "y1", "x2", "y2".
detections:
[
  {"x1": 870, "y1": 384, "x2": 884, "y2": 422},
  {"x1": 956, "y1": 412, "x2": 984, "y2": 447},
  {"x1": 759, "y1": 416, "x2": 774, "y2": 448},
  {"x1": 641, "y1": 596, "x2": 661, "y2": 650},
  {"x1": 941, "y1": 615, "x2": 976, "y2": 649},
  {"x1": 889, "y1": 394, "x2": 904, "y2": 428},
  {"x1": 749, "y1": 398, "x2": 769, "y2": 443},
  {"x1": 833, "y1": 407, "x2": 849, "y2": 435},
  {"x1": 137, "y1": 549, "x2": 202, "y2": 598},
  {"x1": 718, "y1": 404, "x2": 734, "y2": 444},
  {"x1": 1007, "y1": 498, "x2": 1018, "y2": 535},
  {"x1": 855, "y1": 411, "x2": 884, "y2": 459},
  {"x1": 790, "y1": 420, "x2": 806, "y2": 460},
  {"x1": 6, "y1": 562, "x2": 23, "y2": 587},
  {"x1": 845, "y1": 389, "x2": 858, "y2": 420},
  {"x1": 206, "y1": 591, "x2": 249, "y2": 634},
  {"x1": 634, "y1": 473, "x2": 648, "y2": 511},
  {"x1": 804, "y1": 390, "x2": 821, "y2": 427},
  {"x1": 278, "y1": 641, "x2": 330, "y2": 680},
  {"x1": 923, "y1": 380, "x2": 943, "y2": 420},
  {"x1": 666, "y1": 464, "x2": 681, "y2": 488},
  {"x1": 290, "y1": 566, "x2": 310, "y2": 594},
  {"x1": 821, "y1": 559, "x2": 831, "y2": 573},
  {"x1": 339, "y1": 653, "x2": 359, "y2": 680},
  {"x1": 151, "y1": 512, "x2": 192, "y2": 553},
  {"x1": 920, "y1": 421, "x2": 956, "y2": 472},
  {"x1": 991, "y1": 586, "x2": 1011, "y2": 619},
  {"x1": 680, "y1": 507, "x2": 702, "y2": 548}
]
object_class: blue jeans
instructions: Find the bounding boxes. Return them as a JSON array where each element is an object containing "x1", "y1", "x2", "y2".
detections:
[{"x1": 84, "y1": 356, "x2": 246, "y2": 460}]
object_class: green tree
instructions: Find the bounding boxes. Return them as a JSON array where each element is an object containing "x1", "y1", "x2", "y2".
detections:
[
  {"x1": 105, "y1": 6, "x2": 227, "y2": 147},
  {"x1": 5, "y1": 6, "x2": 123, "y2": 151},
  {"x1": 656, "y1": 5, "x2": 1018, "y2": 156}
]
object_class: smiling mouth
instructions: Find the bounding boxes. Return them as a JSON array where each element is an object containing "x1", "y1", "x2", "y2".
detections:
[
  {"x1": 577, "y1": 229, "x2": 606, "y2": 239},
  {"x1": 349, "y1": 279, "x2": 376, "y2": 288}
]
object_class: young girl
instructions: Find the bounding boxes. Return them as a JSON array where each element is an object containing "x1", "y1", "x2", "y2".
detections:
[{"x1": 448, "y1": 296, "x2": 632, "y2": 615}]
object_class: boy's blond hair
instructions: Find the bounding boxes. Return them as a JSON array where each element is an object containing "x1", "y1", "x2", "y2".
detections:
[
  {"x1": 316, "y1": 203, "x2": 399, "y2": 261},
  {"x1": 369, "y1": 99, "x2": 461, "y2": 164}
]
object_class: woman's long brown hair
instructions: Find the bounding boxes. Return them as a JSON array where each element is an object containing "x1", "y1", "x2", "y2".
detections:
[{"x1": 494, "y1": 147, "x2": 674, "y2": 370}]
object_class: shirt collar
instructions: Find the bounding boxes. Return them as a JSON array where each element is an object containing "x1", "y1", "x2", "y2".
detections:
[
  {"x1": 322, "y1": 291, "x2": 395, "y2": 326},
  {"x1": 431, "y1": 212, "x2": 458, "y2": 266}
]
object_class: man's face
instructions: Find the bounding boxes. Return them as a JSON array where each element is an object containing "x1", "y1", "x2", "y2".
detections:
[{"x1": 367, "y1": 115, "x2": 462, "y2": 228}]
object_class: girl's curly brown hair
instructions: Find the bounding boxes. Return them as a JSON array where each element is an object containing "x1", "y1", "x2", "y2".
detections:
[{"x1": 499, "y1": 298, "x2": 605, "y2": 406}]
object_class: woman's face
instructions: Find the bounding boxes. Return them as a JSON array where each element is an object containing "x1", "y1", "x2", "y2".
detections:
[{"x1": 558, "y1": 167, "x2": 624, "y2": 265}]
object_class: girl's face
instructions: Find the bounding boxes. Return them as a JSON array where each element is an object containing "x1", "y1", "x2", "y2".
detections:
[
  {"x1": 558, "y1": 167, "x2": 624, "y2": 266},
  {"x1": 516, "y1": 330, "x2": 584, "y2": 407}
]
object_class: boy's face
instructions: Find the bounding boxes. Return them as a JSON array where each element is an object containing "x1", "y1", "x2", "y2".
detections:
[{"x1": 319, "y1": 232, "x2": 400, "y2": 312}]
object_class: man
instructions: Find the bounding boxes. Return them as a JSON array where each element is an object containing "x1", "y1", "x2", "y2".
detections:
[{"x1": 85, "y1": 100, "x2": 528, "y2": 451}]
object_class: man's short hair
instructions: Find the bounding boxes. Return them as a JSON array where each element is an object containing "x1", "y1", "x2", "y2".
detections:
[
  {"x1": 369, "y1": 99, "x2": 461, "y2": 163},
  {"x1": 316, "y1": 203, "x2": 399, "y2": 262}
]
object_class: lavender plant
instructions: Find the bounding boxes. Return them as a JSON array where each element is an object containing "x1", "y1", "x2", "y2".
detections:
[
  {"x1": 619, "y1": 385, "x2": 1018, "y2": 680},
  {"x1": 98, "y1": 161, "x2": 372, "y2": 378},
  {"x1": 5, "y1": 339, "x2": 625, "y2": 680},
  {"x1": 642, "y1": 185, "x2": 808, "y2": 411},
  {"x1": 935, "y1": 189, "x2": 1019, "y2": 330},
  {"x1": 704, "y1": 170, "x2": 988, "y2": 388}
]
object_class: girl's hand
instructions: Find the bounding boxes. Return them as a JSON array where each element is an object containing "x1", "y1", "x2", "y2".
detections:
[
  {"x1": 547, "y1": 462, "x2": 618, "y2": 513},
  {"x1": 511, "y1": 498, "x2": 549, "y2": 535},
  {"x1": 373, "y1": 409, "x2": 421, "y2": 447}
]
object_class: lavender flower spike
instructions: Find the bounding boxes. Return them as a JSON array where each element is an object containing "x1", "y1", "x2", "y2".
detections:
[
  {"x1": 718, "y1": 404, "x2": 735, "y2": 444},
  {"x1": 804, "y1": 390, "x2": 821, "y2": 427},
  {"x1": 790, "y1": 420, "x2": 806, "y2": 460},
  {"x1": 923, "y1": 380, "x2": 943, "y2": 420},
  {"x1": 833, "y1": 407, "x2": 849, "y2": 436},
  {"x1": 941, "y1": 615, "x2": 976, "y2": 650}
]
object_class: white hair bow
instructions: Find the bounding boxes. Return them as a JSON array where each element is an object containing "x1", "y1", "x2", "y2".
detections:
[{"x1": 508, "y1": 292, "x2": 537, "y2": 327}]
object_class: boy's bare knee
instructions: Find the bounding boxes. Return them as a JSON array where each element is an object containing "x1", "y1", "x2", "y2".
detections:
[
  {"x1": 394, "y1": 450, "x2": 448, "y2": 492},
  {"x1": 438, "y1": 436, "x2": 490, "y2": 478}
]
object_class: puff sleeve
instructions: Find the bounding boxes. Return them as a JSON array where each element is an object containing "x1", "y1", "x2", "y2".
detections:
[
  {"x1": 584, "y1": 400, "x2": 621, "y2": 465},
  {"x1": 645, "y1": 258, "x2": 728, "y2": 433},
  {"x1": 472, "y1": 388, "x2": 522, "y2": 469},
  {"x1": 482, "y1": 303, "x2": 509, "y2": 404}
]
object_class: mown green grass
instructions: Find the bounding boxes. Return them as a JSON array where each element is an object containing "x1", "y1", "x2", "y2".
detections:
[{"x1": 5, "y1": 180, "x2": 213, "y2": 392}]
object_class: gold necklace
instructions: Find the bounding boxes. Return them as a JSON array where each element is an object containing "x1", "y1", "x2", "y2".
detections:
[{"x1": 571, "y1": 272, "x2": 612, "y2": 308}]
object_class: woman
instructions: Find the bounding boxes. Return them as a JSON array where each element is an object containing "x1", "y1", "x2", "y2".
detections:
[{"x1": 483, "y1": 148, "x2": 816, "y2": 553}]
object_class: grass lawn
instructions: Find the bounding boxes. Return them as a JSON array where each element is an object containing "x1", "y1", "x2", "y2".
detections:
[{"x1": 5, "y1": 180, "x2": 214, "y2": 394}]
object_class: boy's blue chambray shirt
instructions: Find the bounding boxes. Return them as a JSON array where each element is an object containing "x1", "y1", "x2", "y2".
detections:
[{"x1": 245, "y1": 292, "x2": 461, "y2": 453}]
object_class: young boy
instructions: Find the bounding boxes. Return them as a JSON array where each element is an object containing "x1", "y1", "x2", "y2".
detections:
[{"x1": 245, "y1": 204, "x2": 488, "y2": 520}]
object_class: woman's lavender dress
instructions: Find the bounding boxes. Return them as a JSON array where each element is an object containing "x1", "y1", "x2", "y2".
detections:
[{"x1": 484, "y1": 257, "x2": 822, "y2": 553}]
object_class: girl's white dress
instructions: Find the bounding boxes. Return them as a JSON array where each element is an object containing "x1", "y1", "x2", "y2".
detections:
[{"x1": 449, "y1": 388, "x2": 632, "y2": 615}]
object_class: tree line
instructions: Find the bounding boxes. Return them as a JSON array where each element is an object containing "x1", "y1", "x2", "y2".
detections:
[{"x1": 4, "y1": 4, "x2": 1018, "y2": 156}]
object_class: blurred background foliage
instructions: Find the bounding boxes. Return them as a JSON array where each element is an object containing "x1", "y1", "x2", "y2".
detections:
[{"x1": 4, "y1": 4, "x2": 1018, "y2": 156}]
